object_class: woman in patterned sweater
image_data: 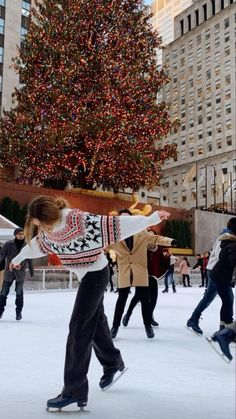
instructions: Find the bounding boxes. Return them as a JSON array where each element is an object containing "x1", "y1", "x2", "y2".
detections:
[{"x1": 10, "y1": 195, "x2": 170, "y2": 411}]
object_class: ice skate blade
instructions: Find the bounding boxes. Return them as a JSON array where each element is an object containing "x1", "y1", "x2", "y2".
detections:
[
  {"x1": 101, "y1": 367, "x2": 128, "y2": 391},
  {"x1": 205, "y1": 337, "x2": 232, "y2": 364},
  {"x1": 46, "y1": 406, "x2": 89, "y2": 413},
  {"x1": 185, "y1": 326, "x2": 202, "y2": 336}
]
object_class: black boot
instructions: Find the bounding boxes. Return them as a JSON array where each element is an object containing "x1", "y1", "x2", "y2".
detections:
[
  {"x1": 110, "y1": 326, "x2": 119, "y2": 339},
  {"x1": 145, "y1": 326, "x2": 155, "y2": 339},
  {"x1": 99, "y1": 364, "x2": 125, "y2": 389},
  {"x1": 47, "y1": 393, "x2": 87, "y2": 410},
  {"x1": 186, "y1": 316, "x2": 203, "y2": 335},
  {"x1": 16, "y1": 311, "x2": 22, "y2": 321},
  {"x1": 212, "y1": 328, "x2": 236, "y2": 361},
  {"x1": 122, "y1": 314, "x2": 130, "y2": 327},
  {"x1": 172, "y1": 284, "x2": 176, "y2": 293},
  {"x1": 151, "y1": 318, "x2": 159, "y2": 327},
  {"x1": 162, "y1": 288, "x2": 168, "y2": 293}
]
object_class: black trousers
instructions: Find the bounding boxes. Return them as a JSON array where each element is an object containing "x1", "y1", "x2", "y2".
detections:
[
  {"x1": 112, "y1": 285, "x2": 151, "y2": 328},
  {"x1": 182, "y1": 274, "x2": 190, "y2": 287},
  {"x1": 63, "y1": 265, "x2": 124, "y2": 401},
  {"x1": 124, "y1": 276, "x2": 158, "y2": 322},
  {"x1": 0, "y1": 280, "x2": 24, "y2": 314},
  {"x1": 213, "y1": 280, "x2": 234, "y2": 325}
]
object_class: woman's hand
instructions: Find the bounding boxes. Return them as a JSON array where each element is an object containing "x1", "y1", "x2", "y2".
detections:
[
  {"x1": 158, "y1": 210, "x2": 171, "y2": 221},
  {"x1": 9, "y1": 262, "x2": 21, "y2": 271}
]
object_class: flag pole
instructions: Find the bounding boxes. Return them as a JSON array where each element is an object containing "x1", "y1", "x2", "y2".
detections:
[
  {"x1": 205, "y1": 164, "x2": 208, "y2": 209},
  {"x1": 230, "y1": 172, "x2": 233, "y2": 212},
  {"x1": 222, "y1": 182, "x2": 225, "y2": 211},
  {"x1": 196, "y1": 161, "x2": 198, "y2": 209},
  {"x1": 213, "y1": 166, "x2": 216, "y2": 208}
]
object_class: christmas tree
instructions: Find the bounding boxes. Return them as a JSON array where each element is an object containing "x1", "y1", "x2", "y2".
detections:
[{"x1": 0, "y1": 0, "x2": 177, "y2": 192}]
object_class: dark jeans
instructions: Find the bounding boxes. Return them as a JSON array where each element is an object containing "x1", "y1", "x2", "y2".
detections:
[
  {"x1": 63, "y1": 266, "x2": 124, "y2": 401},
  {"x1": 213, "y1": 280, "x2": 234, "y2": 325},
  {"x1": 164, "y1": 271, "x2": 176, "y2": 291},
  {"x1": 113, "y1": 285, "x2": 151, "y2": 327},
  {"x1": 182, "y1": 274, "x2": 190, "y2": 287},
  {"x1": 191, "y1": 271, "x2": 217, "y2": 319},
  {"x1": 0, "y1": 280, "x2": 24, "y2": 314}
]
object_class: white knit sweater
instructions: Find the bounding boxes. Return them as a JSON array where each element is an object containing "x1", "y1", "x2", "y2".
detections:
[{"x1": 12, "y1": 208, "x2": 161, "y2": 281}]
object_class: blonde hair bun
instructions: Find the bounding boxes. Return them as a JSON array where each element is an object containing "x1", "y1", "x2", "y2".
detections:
[{"x1": 55, "y1": 197, "x2": 69, "y2": 210}]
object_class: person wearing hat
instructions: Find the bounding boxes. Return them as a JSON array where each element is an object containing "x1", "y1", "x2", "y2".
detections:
[{"x1": 0, "y1": 228, "x2": 34, "y2": 320}]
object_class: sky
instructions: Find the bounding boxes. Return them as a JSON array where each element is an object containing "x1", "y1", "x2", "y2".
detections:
[{"x1": 0, "y1": 285, "x2": 235, "y2": 419}]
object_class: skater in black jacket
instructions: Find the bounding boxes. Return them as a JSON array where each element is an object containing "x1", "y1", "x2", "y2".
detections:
[{"x1": 210, "y1": 220, "x2": 236, "y2": 330}]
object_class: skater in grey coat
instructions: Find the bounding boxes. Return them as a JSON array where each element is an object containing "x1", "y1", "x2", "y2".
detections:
[{"x1": 0, "y1": 228, "x2": 34, "y2": 320}]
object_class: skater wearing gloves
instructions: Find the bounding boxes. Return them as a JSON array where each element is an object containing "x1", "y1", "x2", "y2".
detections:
[{"x1": 10, "y1": 195, "x2": 170, "y2": 411}]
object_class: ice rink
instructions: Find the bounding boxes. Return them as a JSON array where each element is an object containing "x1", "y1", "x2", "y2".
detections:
[{"x1": 0, "y1": 286, "x2": 235, "y2": 419}]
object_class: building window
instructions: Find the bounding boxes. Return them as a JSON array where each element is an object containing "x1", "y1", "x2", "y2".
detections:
[
  {"x1": 225, "y1": 91, "x2": 231, "y2": 101},
  {"x1": 0, "y1": 17, "x2": 4, "y2": 35},
  {"x1": 173, "y1": 192, "x2": 178, "y2": 204},
  {"x1": 211, "y1": 0, "x2": 215, "y2": 15},
  {"x1": 207, "y1": 114, "x2": 212, "y2": 122},
  {"x1": 226, "y1": 104, "x2": 231, "y2": 114},
  {"x1": 203, "y1": 4, "x2": 207, "y2": 21},
  {"x1": 180, "y1": 19, "x2": 184, "y2": 36},
  {"x1": 205, "y1": 30, "x2": 210, "y2": 40},
  {"x1": 221, "y1": 0, "x2": 225, "y2": 10},
  {"x1": 224, "y1": 18, "x2": 229, "y2": 29},
  {"x1": 198, "y1": 131, "x2": 203, "y2": 140},
  {"x1": 206, "y1": 43, "x2": 211, "y2": 54},
  {"x1": 187, "y1": 14, "x2": 191, "y2": 31},
  {"x1": 215, "y1": 51, "x2": 220, "y2": 62},
  {"x1": 216, "y1": 96, "x2": 221, "y2": 104},
  {"x1": 207, "y1": 129, "x2": 212, "y2": 137},
  {"x1": 189, "y1": 148, "x2": 194, "y2": 157},
  {"x1": 214, "y1": 24, "x2": 220, "y2": 34},
  {"x1": 226, "y1": 136, "x2": 232, "y2": 146},
  {"x1": 225, "y1": 61, "x2": 230, "y2": 72},
  {"x1": 195, "y1": 10, "x2": 199, "y2": 26},
  {"x1": 206, "y1": 69, "x2": 211, "y2": 80},
  {"x1": 226, "y1": 120, "x2": 232, "y2": 130},
  {"x1": 216, "y1": 123, "x2": 221, "y2": 134},
  {"x1": 198, "y1": 103, "x2": 202, "y2": 112},
  {"x1": 217, "y1": 140, "x2": 222, "y2": 149},
  {"x1": 181, "y1": 150, "x2": 186, "y2": 159},
  {"x1": 215, "y1": 37, "x2": 220, "y2": 48},
  {"x1": 181, "y1": 138, "x2": 186, "y2": 145},
  {"x1": 188, "y1": 40, "x2": 193, "y2": 50},
  {"x1": 207, "y1": 143, "x2": 213, "y2": 152},
  {"x1": 225, "y1": 46, "x2": 230, "y2": 56},
  {"x1": 0, "y1": 46, "x2": 3, "y2": 63},
  {"x1": 224, "y1": 32, "x2": 230, "y2": 43},
  {"x1": 225, "y1": 75, "x2": 231, "y2": 85},
  {"x1": 22, "y1": 1, "x2": 31, "y2": 17},
  {"x1": 198, "y1": 145, "x2": 203, "y2": 155},
  {"x1": 198, "y1": 116, "x2": 203, "y2": 124},
  {"x1": 197, "y1": 48, "x2": 201, "y2": 58}
]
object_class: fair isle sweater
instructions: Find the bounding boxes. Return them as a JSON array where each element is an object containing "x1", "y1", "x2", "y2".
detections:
[{"x1": 12, "y1": 208, "x2": 162, "y2": 281}]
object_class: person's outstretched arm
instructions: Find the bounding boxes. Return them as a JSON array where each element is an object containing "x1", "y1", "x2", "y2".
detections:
[{"x1": 10, "y1": 237, "x2": 45, "y2": 269}]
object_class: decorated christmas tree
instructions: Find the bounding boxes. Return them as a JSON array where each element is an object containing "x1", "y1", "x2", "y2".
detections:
[{"x1": 0, "y1": 0, "x2": 177, "y2": 191}]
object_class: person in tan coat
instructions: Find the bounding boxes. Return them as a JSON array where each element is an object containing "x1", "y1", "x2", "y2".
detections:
[{"x1": 109, "y1": 209, "x2": 173, "y2": 339}]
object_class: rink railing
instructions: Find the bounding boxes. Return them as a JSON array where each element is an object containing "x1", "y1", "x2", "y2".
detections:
[{"x1": 23, "y1": 267, "x2": 203, "y2": 291}]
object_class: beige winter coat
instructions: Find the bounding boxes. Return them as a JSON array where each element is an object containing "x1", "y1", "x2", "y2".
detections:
[{"x1": 108, "y1": 230, "x2": 173, "y2": 288}]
